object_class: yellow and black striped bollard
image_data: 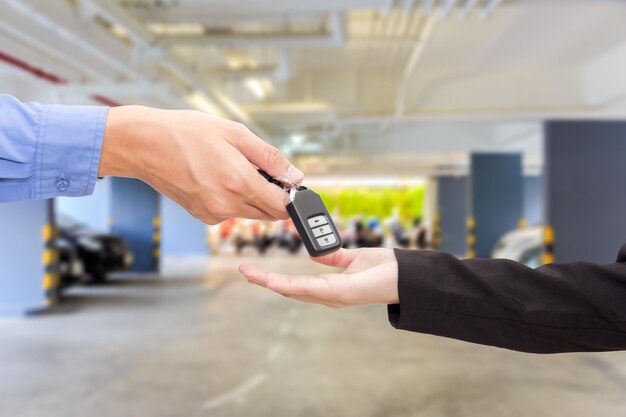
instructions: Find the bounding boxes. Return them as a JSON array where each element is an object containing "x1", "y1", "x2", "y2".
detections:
[
  {"x1": 466, "y1": 216, "x2": 476, "y2": 259},
  {"x1": 152, "y1": 216, "x2": 161, "y2": 271},
  {"x1": 432, "y1": 213, "x2": 442, "y2": 250},
  {"x1": 41, "y1": 223, "x2": 60, "y2": 306},
  {"x1": 542, "y1": 226, "x2": 555, "y2": 264}
]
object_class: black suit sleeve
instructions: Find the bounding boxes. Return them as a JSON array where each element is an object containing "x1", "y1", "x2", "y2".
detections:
[{"x1": 387, "y1": 245, "x2": 626, "y2": 353}]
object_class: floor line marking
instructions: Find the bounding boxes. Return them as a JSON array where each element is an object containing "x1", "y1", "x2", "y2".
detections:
[{"x1": 203, "y1": 373, "x2": 267, "y2": 411}]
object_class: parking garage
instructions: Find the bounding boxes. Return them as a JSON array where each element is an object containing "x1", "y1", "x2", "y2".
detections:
[{"x1": 1, "y1": 1, "x2": 626, "y2": 416}]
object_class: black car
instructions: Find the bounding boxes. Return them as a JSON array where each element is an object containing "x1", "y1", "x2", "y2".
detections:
[
  {"x1": 57, "y1": 215, "x2": 133, "y2": 282},
  {"x1": 57, "y1": 236, "x2": 86, "y2": 291}
]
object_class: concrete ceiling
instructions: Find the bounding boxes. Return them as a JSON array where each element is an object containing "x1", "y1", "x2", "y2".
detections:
[{"x1": 0, "y1": 0, "x2": 625, "y2": 176}]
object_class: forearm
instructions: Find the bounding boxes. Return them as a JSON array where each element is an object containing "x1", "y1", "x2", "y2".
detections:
[
  {"x1": 0, "y1": 94, "x2": 107, "y2": 202},
  {"x1": 389, "y1": 249, "x2": 626, "y2": 353}
]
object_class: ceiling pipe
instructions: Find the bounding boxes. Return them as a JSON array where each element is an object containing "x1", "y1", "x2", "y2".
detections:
[
  {"x1": 0, "y1": 10, "x2": 111, "y2": 80},
  {"x1": 5, "y1": 0, "x2": 145, "y2": 81},
  {"x1": 0, "y1": 50, "x2": 121, "y2": 106},
  {"x1": 201, "y1": 49, "x2": 291, "y2": 82},
  {"x1": 460, "y1": 0, "x2": 480, "y2": 20},
  {"x1": 422, "y1": 0, "x2": 436, "y2": 15},
  {"x1": 0, "y1": 51, "x2": 66, "y2": 84},
  {"x1": 158, "y1": 32, "x2": 337, "y2": 48},
  {"x1": 121, "y1": 0, "x2": 390, "y2": 16},
  {"x1": 402, "y1": 0, "x2": 415, "y2": 16},
  {"x1": 330, "y1": 12, "x2": 347, "y2": 45},
  {"x1": 156, "y1": 12, "x2": 347, "y2": 49},
  {"x1": 51, "y1": 82, "x2": 171, "y2": 97},
  {"x1": 395, "y1": 15, "x2": 438, "y2": 117},
  {"x1": 80, "y1": 0, "x2": 269, "y2": 136},
  {"x1": 480, "y1": 0, "x2": 502, "y2": 20},
  {"x1": 440, "y1": 0, "x2": 458, "y2": 19},
  {"x1": 383, "y1": 0, "x2": 396, "y2": 18}
]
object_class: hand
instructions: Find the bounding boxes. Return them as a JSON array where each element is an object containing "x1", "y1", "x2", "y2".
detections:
[
  {"x1": 239, "y1": 248, "x2": 399, "y2": 308},
  {"x1": 98, "y1": 106, "x2": 303, "y2": 224}
]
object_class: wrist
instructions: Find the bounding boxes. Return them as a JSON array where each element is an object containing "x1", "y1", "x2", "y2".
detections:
[{"x1": 98, "y1": 105, "x2": 169, "y2": 180}]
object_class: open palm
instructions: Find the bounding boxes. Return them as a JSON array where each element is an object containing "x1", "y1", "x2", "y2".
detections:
[{"x1": 239, "y1": 248, "x2": 399, "y2": 308}]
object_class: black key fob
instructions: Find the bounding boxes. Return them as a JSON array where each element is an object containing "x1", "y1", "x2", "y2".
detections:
[
  {"x1": 257, "y1": 169, "x2": 342, "y2": 257},
  {"x1": 286, "y1": 188, "x2": 342, "y2": 257}
]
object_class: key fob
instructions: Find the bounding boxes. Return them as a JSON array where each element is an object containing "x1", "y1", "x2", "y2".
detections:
[{"x1": 287, "y1": 188, "x2": 342, "y2": 257}]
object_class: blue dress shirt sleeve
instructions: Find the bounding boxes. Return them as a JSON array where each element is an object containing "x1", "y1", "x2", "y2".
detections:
[{"x1": 0, "y1": 94, "x2": 108, "y2": 203}]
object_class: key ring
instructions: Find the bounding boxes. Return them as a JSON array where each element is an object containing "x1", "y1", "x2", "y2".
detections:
[
  {"x1": 257, "y1": 169, "x2": 306, "y2": 202},
  {"x1": 271, "y1": 176, "x2": 300, "y2": 190}
]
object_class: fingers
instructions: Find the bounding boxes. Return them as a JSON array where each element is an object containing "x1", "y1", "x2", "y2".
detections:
[
  {"x1": 235, "y1": 204, "x2": 275, "y2": 222},
  {"x1": 229, "y1": 126, "x2": 304, "y2": 184},
  {"x1": 311, "y1": 248, "x2": 361, "y2": 269},
  {"x1": 239, "y1": 264, "x2": 336, "y2": 300},
  {"x1": 240, "y1": 163, "x2": 290, "y2": 220}
]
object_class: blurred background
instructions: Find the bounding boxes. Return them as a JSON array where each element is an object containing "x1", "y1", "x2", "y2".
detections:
[{"x1": 1, "y1": 1, "x2": 626, "y2": 416}]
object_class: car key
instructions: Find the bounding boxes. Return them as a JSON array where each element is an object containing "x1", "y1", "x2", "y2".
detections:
[{"x1": 258, "y1": 169, "x2": 342, "y2": 257}]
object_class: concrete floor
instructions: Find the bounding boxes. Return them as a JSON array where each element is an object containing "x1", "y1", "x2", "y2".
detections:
[{"x1": 1, "y1": 256, "x2": 626, "y2": 417}]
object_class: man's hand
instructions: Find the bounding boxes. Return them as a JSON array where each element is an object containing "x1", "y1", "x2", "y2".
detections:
[
  {"x1": 239, "y1": 248, "x2": 399, "y2": 308},
  {"x1": 98, "y1": 106, "x2": 303, "y2": 224}
]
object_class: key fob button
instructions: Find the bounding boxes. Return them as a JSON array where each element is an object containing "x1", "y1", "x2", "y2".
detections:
[
  {"x1": 312, "y1": 225, "x2": 333, "y2": 238},
  {"x1": 307, "y1": 215, "x2": 328, "y2": 228},
  {"x1": 317, "y1": 234, "x2": 337, "y2": 247}
]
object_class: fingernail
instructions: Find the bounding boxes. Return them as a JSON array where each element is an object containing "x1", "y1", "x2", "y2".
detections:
[{"x1": 286, "y1": 165, "x2": 304, "y2": 182}]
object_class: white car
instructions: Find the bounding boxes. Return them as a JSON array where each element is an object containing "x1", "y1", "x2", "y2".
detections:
[{"x1": 491, "y1": 226, "x2": 543, "y2": 268}]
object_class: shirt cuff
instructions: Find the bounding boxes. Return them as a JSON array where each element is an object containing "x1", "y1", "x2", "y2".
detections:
[{"x1": 35, "y1": 104, "x2": 108, "y2": 199}]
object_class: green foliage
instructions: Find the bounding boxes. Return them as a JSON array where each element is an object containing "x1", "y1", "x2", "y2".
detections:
[{"x1": 318, "y1": 186, "x2": 425, "y2": 222}]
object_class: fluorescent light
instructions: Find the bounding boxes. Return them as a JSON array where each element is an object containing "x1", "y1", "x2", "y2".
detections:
[
  {"x1": 245, "y1": 78, "x2": 266, "y2": 100},
  {"x1": 291, "y1": 133, "x2": 305, "y2": 145},
  {"x1": 148, "y1": 23, "x2": 204, "y2": 36}
]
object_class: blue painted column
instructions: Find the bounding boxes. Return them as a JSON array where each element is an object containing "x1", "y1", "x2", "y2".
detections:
[
  {"x1": 110, "y1": 178, "x2": 160, "y2": 272},
  {"x1": 56, "y1": 178, "x2": 112, "y2": 231},
  {"x1": 161, "y1": 196, "x2": 208, "y2": 257},
  {"x1": 523, "y1": 176, "x2": 544, "y2": 227},
  {"x1": 470, "y1": 153, "x2": 523, "y2": 258},
  {"x1": 545, "y1": 121, "x2": 626, "y2": 263},
  {"x1": 0, "y1": 200, "x2": 57, "y2": 314},
  {"x1": 436, "y1": 176, "x2": 468, "y2": 256}
]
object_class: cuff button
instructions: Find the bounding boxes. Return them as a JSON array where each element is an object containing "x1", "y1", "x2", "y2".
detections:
[{"x1": 55, "y1": 177, "x2": 70, "y2": 192}]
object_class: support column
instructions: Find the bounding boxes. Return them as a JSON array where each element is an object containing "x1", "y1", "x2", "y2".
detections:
[
  {"x1": 470, "y1": 153, "x2": 523, "y2": 258},
  {"x1": 0, "y1": 200, "x2": 58, "y2": 314},
  {"x1": 436, "y1": 176, "x2": 468, "y2": 256},
  {"x1": 110, "y1": 178, "x2": 160, "y2": 272},
  {"x1": 56, "y1": 178, "x2": 112, "y2": 231},
  {"x1": 545, "y1": 121, "x2": 626, "y2": 263},
  {"x1": 161, "y1": 196, "x2": 208, "y2": 257},
  {"x1": 523, "y1": 176, "x2": 544, "y2": 227}
]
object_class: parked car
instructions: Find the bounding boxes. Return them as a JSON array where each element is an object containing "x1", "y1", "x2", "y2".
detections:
[
  {"x1": 57, "y1": 236, "x2": 85, "y2": 292},
  {"x1": 57, "y1": 215, "x2": 134, "y2": 282},
  {"x1": 491, "y1": 226, "x2": 543, "y2": 268}
]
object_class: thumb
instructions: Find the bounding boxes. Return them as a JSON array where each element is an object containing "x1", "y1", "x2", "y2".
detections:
[{"x1": 231, "y1": 129, "x2": 304, "y2": 184}]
